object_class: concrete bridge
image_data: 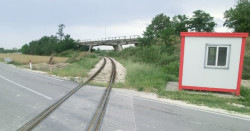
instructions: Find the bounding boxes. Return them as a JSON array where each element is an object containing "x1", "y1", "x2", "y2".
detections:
[{"x1": 78, "y1": 35, "x2": 140, "y2": 51}]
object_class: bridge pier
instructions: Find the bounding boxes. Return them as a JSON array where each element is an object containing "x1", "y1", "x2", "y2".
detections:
[
  {"x1": 78, "y1": 35, "x2": 139, "y2": 52},
  {"x1": 113, "y1": 44, "x2": 123, "y2": 51},
  {"x1": 88, "y1": 45, "x2": 93, "y2": 52}
]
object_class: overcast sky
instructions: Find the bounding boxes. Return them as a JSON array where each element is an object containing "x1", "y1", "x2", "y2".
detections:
[{"x1": 0, "y1": 0, "x2": 237, "y2": 49}]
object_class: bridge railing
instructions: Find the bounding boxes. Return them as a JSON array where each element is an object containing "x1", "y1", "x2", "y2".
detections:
[{"x1": 80, "y1": 35, "x2": 140, "y2": 43}]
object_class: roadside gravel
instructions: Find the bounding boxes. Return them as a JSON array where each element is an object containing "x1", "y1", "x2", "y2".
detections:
[{"x1": 88, "y1": 57, "x2": 126, "y2": 84}]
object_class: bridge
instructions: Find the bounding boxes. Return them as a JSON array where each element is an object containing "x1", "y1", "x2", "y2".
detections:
[{"x1": 78, "y1": 35, "x2": 140, "y2": 51}]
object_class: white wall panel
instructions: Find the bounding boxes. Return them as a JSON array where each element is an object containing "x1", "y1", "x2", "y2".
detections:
[{"x1": 182, "y1": 37, "x2": 242, "y2": 89}]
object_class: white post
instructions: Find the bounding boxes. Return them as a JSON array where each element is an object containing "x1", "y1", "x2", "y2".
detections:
[{"x1": 29, "y1": 60, "x2": 32, "y2": 70}]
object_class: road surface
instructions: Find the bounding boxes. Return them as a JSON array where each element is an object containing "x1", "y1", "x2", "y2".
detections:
[
  {"x1": 0, "y1": 62, "x2": 78, "y2": 130},
  {"x1": 0, "y1": 62, "x2": 249, "y2": 131}
]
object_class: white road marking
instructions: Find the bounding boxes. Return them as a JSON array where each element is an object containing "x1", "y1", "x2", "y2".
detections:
[
  {"x1": 0, "y1": 75, "x2": 52, "y2": 100},
  {"x1": 115, "y1": 92, "x2": 250, "y2": 121}
]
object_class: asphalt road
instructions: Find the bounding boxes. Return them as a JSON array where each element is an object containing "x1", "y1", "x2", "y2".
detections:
[
  {"x1": 0, "y1": 62, "x2": 78, "y2": 130},
  {"x1": 102, "y1": 89, "x2": 250, "y2": 131},
  {"x1": 1, "y1": 62, "x2": 250, "y2": 131}
]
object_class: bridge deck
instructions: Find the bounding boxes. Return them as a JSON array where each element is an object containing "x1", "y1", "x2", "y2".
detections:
[{"x1": 78, "y1": 35, "x2": 140, "y2": 46}]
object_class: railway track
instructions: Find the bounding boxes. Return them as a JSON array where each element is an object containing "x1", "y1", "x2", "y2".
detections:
[{"x1": 17, "y1": 57, "x2": 116, "y2": 131}]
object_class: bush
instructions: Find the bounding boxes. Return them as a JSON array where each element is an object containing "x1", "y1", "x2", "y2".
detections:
[
  {"x1": 243, "y1": 56, "x2": 250, "y2": 79},
  {"x1": 163, "y1": 61, "x2": 179, "y2": 77},
  {"x1": 240, "y1": 86, "x2": 250, "y2": 106}
]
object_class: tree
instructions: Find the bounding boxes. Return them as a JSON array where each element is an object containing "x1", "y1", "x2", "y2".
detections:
[
  {"x1": 145, "y1": 13, "x2": 171, "y2": 39},
  {"x1": 189, "y1": 10, "x2": 216, "y2": 32},
  {"x1": 21, "y1": 44, "x2": 29, "y2": 54},
  {"x1": 140, "y1": 13, "x2": 177, "y2": 54},
  {"x1": 0, "y1": 48, "x2": 4, "y2": 53},
  {"x1": 160, "y1": 26, "x2": 177, "y2": 54},
  {"x1": 224, "y1": 0, "x2": 250, "y2": 33},
  {"x1": 172, "y1": 15, "x2": 189, "y2": 35},
  {"x1": 57, "y1": 24, "x2": 65, "y2": 41},
  {"x1": 141, "y1": 13, "x2": 172, "y2": 46}
]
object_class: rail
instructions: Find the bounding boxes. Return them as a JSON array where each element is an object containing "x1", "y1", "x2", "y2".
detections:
[
  {"x1": 86, "y1": 57, "x2": 116, "y2": 131},
  {"x1": 17, "y1": 57, "x2": 108, "y2": 131}
]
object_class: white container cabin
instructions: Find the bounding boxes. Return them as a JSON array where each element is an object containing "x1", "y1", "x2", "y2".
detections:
[{"x1": 179, "y1": 32, "x2": 248, "y2": 95}]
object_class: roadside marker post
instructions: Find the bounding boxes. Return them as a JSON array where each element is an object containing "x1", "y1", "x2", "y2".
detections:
[{"x1": 29, "y1": 60, "x2": 32, "y2": 70}]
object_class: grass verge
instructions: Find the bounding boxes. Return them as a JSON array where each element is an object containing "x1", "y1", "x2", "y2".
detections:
[
  {"x1": 52, "y1": 54, "x2": 100, "y2": 78},
  {"x1": 114, "y1": 59, "x2": 176, "y2": 92},
  {"x1": 0, "y1": 51, "x2": 100, "y2": 82}
]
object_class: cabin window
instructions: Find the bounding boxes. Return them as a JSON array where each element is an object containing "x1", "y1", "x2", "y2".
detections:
[{"x1": 205, "y1": 44, "x2": 230, "y2": 69}]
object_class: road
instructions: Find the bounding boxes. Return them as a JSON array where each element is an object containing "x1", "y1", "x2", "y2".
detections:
[
  {"x1": 101, "y1": 88, "x2": 250, "y2": 131},
  {"x1": 0, "y1": 62, "x2": 78, "y2": 130},
  {"x1": 0, "y1": 62, "x2": 250, "y2": 131}
]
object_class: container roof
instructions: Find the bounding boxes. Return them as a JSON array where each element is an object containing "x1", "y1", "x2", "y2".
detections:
[{"x1": 181, "y1": 32, "x2": 249, "y2": 38}]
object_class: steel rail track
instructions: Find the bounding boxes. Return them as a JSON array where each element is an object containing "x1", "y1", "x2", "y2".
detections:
[
  {"x1": 86, "y1": 57, "x2": 116, "y2": 131},
  {"x1": 17, "y1": 57, "x2": 107, "y2": 131}
]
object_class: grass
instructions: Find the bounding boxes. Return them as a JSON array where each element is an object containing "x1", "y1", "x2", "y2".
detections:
[
  {"x1": 159, "y1": 87, "x2": 250, "y2": 114},
  {"x1": 0, "y1": 51, "x2": 100, "y2": 82},
  {"x1": 56, "y1": 49, "x2": 81, "y2": 58},
  {"x1": 52, "y1": 54, "x2": 100, "y2": 78},
  {"x1": 0, "y1": 53, "x2": 68, "y2": 64},
  {"x1": 115, "y1": 59, "x2": 176, "y2": 93}
]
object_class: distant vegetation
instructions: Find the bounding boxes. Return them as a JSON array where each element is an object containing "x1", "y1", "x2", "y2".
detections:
[
  {"x1": 0, "y1": 48, "x2": 19, "y2": 53},
  {"x1": 20, "y1": 24, "x2": 89, "y2": 56}
]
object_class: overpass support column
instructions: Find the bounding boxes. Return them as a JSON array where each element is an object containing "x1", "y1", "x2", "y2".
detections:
[
  {"x1": 113, "y1": 44, "x2": 123, "y2": 51},
  {"x1": 88, "y1": 45, "x2": 93, "y2": 52}
]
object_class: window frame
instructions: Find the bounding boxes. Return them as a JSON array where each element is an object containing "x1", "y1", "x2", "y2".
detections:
[{"x1": 204, "y1": 44, "x2": 231, "y2": 69}]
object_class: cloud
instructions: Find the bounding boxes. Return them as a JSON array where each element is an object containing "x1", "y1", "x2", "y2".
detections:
[
  {"x1": 66, "y1": 19, "x2": 150, "y2": 41},
  {"x1": 0, "y1": 0, "x2": 237, "y2": 49}
]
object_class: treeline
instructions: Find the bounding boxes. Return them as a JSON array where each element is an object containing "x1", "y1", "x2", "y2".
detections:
[
  {"x1": 21, "y1": 24, "x2": 88, "y2": 56},
  {"x1": 139, "y1": 9, "x2": 217, "y2": 55},
  {"x1": 0, "y1": 48, "x2": 19, "y2": 53},
  {"x1": 21, "y1": 34, "x2": 78, "y2": 55},
  {"x1": 140, "y1": 0, "x2": 250, "y2": 53}
]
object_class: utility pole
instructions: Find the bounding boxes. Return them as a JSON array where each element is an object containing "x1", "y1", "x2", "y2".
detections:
[{"x1": 105, "y1": 24, "x2": 106, "y2": 41}]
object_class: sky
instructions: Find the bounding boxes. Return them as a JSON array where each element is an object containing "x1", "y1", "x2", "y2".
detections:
[{"x1": 0, "y1": 0, "x2": 237, "y2": 49}]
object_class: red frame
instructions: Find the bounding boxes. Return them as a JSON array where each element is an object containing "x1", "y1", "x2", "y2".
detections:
[{"x1": 179, "y1": 32, "x2": 249, "y2": 96}]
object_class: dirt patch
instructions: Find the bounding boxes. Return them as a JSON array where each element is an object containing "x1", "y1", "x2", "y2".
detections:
[
  {"x1": 241, "y1": 80, "x2": 250, "y2": 89},
  {"x1": 0, "y1": 53, "x2": 68, "y2": 64},
  {"x1": 76, "y1": 52, "x2": 92, "y2": 60}
]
